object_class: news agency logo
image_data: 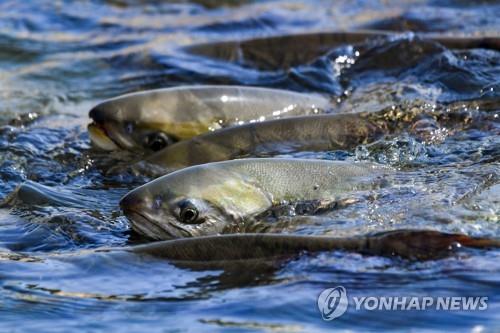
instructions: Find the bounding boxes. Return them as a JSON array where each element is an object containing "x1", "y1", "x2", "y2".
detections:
[
  {"x1": 317, "y1": 286, "x2": 348, "y2": 321},
  {"x1": 317, "y1": 286, "x2": 488, "y2": 321}
]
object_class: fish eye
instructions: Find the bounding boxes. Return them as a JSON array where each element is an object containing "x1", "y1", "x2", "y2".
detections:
[
  {"x1": 144, "y1": 132, "x2": 171, "y2": 151},
  {"x1": 180, "y1": 207, "x2": 198, "y2": 224},
  {"x1": 178, "y1": 200, "x2": 200, "y2": 224}
]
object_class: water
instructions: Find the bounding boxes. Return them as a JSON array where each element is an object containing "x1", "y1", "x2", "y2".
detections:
[{"x1": 0, "y1": 0, "x2": 499, "y2": 331}]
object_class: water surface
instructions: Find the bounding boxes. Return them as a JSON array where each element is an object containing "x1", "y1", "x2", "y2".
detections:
[{"x1": 0, "y1": 0, "x2": 499, "y2": 331}]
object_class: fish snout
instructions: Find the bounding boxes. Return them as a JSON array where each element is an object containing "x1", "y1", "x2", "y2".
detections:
[
  {"x1": 89, "y1": 105, "x2": 108, "y2": 123},
  {"x1": 120, "y1": 192, "x2": 146, "y2": 214}
]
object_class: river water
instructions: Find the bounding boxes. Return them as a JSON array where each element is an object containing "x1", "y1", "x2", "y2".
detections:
[{"x1": 0, "y1": 0, "x2": 499, "y2": 332}]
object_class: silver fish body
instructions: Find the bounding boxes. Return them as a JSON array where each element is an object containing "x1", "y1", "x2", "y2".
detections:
[
  {"x1": 88, "y1": 85, "x2": 330, "y2": 151},
  {"x1": 120, "y1": 158, "x2": 391, "y2": 240},
  {"x1": 140, "y1": 112, "x2": 385, "y2": 173}
]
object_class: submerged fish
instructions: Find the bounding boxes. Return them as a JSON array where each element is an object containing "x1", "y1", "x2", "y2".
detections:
[
  {"x1": 120, "y1": 158, "x2": 390, "y2": 240},
  {"x1": 88, "y1": 85, "x2": 330, "y2": 151},
  {"x1": 17, "y1": 231, "x2": 500, "y2": 272},
  {"x1": 130, "y1": 230, "x2": 500, "y2": 264},
  {"x1": 137, "y1": 112, "x2": 385, "y2": 173},
  {"x1": 184, "y1": 30, "x2": 500, "y2": 70}
]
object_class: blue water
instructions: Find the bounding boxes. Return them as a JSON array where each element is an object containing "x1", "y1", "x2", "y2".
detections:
[{"x1": 0, "y1": 0, "x2": 499, "y2": 332}]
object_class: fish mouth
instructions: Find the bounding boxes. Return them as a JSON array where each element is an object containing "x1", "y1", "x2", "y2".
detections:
[
  {"x1": 88, "y1": 122, "x2": 119, "y2": 150},
  {"x1": 88, "y1": 121, "x2": 138, "y2": 151},
  {"x1": 123, "y1": 208, "x2": 189, "y2": 240}
]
